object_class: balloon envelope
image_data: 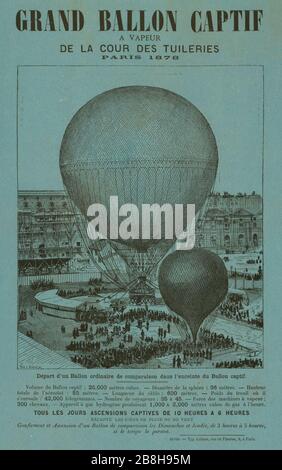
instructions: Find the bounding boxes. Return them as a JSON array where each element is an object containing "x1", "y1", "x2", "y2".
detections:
[
  {"x1": 158, "y1": 248, "x2": 228, "y2": 341},
  {"x1": 60, "y1": 86, "x2": 218, "y2": 252}
]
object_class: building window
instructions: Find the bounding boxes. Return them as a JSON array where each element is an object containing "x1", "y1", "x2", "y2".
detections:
[
  {"x1": 253, "y1": 233, "x2": 258, "y2": 247},
  {"x1": 224, "y1": 235, "x2": 230, "y2": 248},
  {"x1": 238, "y1": 234, "x2": 244, "y2": 247},
  {"x1": 210, "y1": 236, "x2": 216, "y2": 247},
  {"x1": 38, "y1": 244, "x2": 46, "y2": 257}
]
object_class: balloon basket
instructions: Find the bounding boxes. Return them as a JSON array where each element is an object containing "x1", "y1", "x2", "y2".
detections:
[{"x1": 128, "y1": 275, "x2": 156, "y2": 304}]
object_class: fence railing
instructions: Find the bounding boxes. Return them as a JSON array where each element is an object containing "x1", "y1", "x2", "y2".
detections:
[{"x1": 18, "y1": 270, "x2": 101, "y2": 286}]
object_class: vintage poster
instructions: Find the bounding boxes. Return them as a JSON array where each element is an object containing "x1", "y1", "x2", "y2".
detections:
[{"x1": 0, "y1": 0, "x2": 282, "y2": 457}]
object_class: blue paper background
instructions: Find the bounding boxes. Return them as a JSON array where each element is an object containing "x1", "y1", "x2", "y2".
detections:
[{"x1": 0, "y1": 0, "x2": 282, "y2": 450}]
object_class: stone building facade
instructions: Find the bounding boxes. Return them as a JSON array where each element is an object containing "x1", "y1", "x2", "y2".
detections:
[
  {"x1": 18, "y1": 190, "x2": 263, "y2": 275},
  {"x1": 196, "y1": 192, "x2": 262, "y2": 253}
]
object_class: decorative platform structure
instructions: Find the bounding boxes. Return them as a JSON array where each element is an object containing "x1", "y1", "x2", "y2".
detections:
[
  {"x1": 35, "y1": 289, "x2": 84, "y2": 319},
  {"x1": 34, "y1": 289, "x2": 124, "y2": 319}
]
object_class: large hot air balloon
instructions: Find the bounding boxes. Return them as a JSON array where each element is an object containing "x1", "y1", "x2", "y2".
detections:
[
  {"x1": 158, "y1": 248, "x2": 228, "y2": 342},
  {"x1": 60, "y1": 86, "x2": 218, "y2": 288}
]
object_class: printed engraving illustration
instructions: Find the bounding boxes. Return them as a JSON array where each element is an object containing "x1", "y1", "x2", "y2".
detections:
[{"x1": 17, "y1": 68, "x2": 263, "y2": 370}]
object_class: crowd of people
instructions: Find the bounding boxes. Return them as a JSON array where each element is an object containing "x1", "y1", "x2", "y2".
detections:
[
  {"x1": 182, "y1": 348, "x2": 213, "y2": 363},
  {"x1": 218, "y1": 297, "x2": 248, "y2": 321},
  {"x1": 66, "y1": 314, "x2": 239, "y2": 368},
  {"x1": 198, "y1": 329, "x2": 235, "y2": 349},
  {"x1": 70, "y1": 335, "x2": 238, "y2": 369},
  {"x1": 67, "y1": 339, "x2": 102, "y2": 353},
  {"x1": 171, "y1": 349, "x2": 213, "y2": 367},
  {"x1": 74, "y1": 306, "x2": 182, "y2": 328},
  {"x1": 215, "y1": 358, "x2": 262, "y2": 368},
  {"x1": 21, "y1": 276, "x2": 264, "y2": 369},
  {"x1": 118, "y1": 308, "x2": 181, "y2": 325},
  {"x1": 75, "y1": 308, "x2": 108, "y2": 324},
  {"x1": 218, "y1": 296, "x2": 263, "y2": 328},
  {"x1": 30, "y1": 279, "x2": 55, "y2": 291},
  {"x1": 229, "y1": 264, "x2": 262, "y2": 281},
  {"x1": 67, "y1": 312, "x2": 176, "y2": 350},
  {"x1": 58, "y1": 287, "x2": 97, "y2": 298},
  {"x1": 70, "y1": 338, "x2": 184, "y2": 368}
]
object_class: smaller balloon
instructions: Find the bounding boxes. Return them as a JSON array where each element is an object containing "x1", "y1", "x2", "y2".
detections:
[{"x1": 158, "y1": 248, "x2": 228, "y2": 342}]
